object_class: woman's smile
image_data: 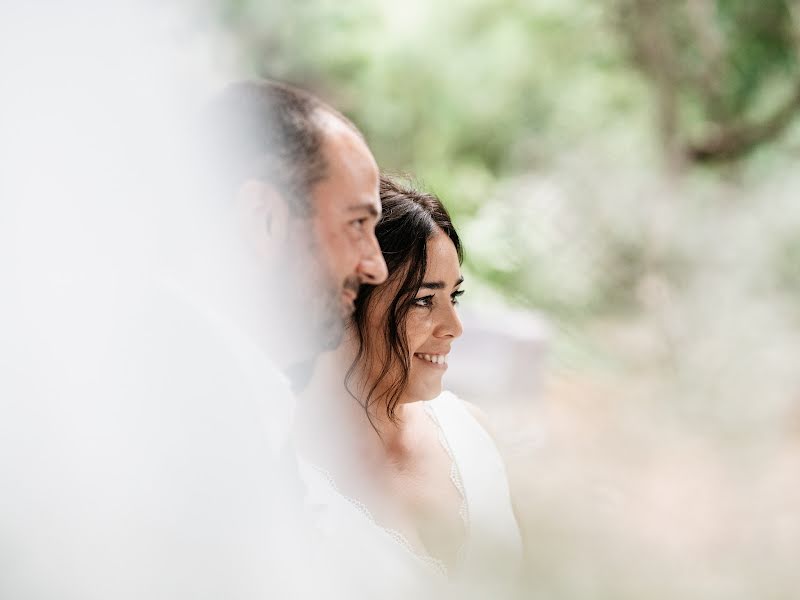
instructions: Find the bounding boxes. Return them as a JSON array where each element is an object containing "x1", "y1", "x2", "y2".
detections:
[{"x1": 413, "y1": 352, "x2": 449, "y2": 368}]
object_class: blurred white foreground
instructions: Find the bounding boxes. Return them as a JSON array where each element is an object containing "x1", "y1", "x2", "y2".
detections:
[{"x1": 0, "y1": 3, "x2": 314, "y2": 598}]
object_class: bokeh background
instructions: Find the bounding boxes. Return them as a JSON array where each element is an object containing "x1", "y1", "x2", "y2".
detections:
[
  {"x1": 7, "y1": 0, "x2": 800, "y2": 600},
  {"x1": 205, "y1": 1, "x2": 800, "y2": 597}
]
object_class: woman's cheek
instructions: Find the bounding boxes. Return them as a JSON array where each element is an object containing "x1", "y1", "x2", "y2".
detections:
[{"x1": 406, "y1": 312, "x2": 432, "y2": 344}]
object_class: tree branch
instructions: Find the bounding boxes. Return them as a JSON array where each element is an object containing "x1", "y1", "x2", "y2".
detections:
[
  {"x1": 685, "y1": 0, "x2": 727, "y2": 120},
  {"x1": 686, "y1": 81, "x2": 800, "y2": 162},
  {"x1": 621, "y1": 0, "x2": 684, "y2": 170}
]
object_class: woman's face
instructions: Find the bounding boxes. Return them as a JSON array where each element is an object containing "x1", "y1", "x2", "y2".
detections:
[{"x1": 366, "y1": 228, "x2": 464, "y2": 403}]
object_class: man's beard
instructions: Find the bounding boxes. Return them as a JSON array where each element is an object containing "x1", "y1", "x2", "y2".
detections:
[
  {"x1": 284, "y1": 235, "x2": 357, "y2": 355},
  {"x1": 281, "y1": 272, "x2": 357, "y2": 392},
  {"x1": 315, "y1": 273, "x2": 361, "y2": 351},
  {"x1": 316, "y1": 283, "x2": 345, "y2": 351}
]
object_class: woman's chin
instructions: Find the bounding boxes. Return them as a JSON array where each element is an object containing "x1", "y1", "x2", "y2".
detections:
[{"x1": 406, "y1": 380, "x2": 443, "y2": 402}]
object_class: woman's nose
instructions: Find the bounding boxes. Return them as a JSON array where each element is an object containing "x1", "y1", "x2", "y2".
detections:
[{"x1": 436, "y1": 303, "x2": 463, "y2": 339}]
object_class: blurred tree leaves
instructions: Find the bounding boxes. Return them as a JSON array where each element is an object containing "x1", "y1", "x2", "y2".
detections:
[
  {"x1": 215, "y1": 0, "x2": 800, "y2": 316},
  {"x1": 218, "y1": 0, "x2": 638, "y2": 191},
  {"x1": 616, "y1": 0, "x2": 800, "y2": 164}
]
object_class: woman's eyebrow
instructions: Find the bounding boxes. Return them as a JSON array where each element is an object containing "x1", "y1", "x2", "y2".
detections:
[{"x1": 419, "y1": 276, "x2": 464, "y2": 290}]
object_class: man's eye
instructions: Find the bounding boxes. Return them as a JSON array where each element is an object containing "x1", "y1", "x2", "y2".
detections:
[
  {"x1": 412, "y1": 295, "x2": 434, "y2": 308},
  {"x1": 351, "y1": 218, "x2": 368, "y2": 230}
]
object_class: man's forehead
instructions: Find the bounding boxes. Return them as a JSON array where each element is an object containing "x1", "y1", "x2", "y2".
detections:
[{"x1": 312, "y1": 110, "x2": 381, "y2": 217}]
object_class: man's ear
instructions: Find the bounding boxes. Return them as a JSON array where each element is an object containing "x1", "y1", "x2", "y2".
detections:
[{"x1": 234, "y1": 179, "x2": 289, "y2": 261}]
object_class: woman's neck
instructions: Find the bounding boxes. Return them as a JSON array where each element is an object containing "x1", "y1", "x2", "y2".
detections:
[{"x1": 293, "y1": 336, "x2": 412, "y2": 475}]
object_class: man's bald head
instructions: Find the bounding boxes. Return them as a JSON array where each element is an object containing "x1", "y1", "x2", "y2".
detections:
[{"x1": 208, "y1": 79, "x2": 362, "y2": 217}]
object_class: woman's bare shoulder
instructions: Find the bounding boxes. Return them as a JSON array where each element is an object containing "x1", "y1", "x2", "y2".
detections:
[{"x1": 439, "y1": 391, "x2": 497, "y2": 439}]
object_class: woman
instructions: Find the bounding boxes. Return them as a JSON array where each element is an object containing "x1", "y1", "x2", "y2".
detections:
[{"x1": 295, "y1": 175, "x2": 522, "y2": 594}]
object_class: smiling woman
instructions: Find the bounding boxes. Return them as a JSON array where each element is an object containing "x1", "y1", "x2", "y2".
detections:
[
  {"x1": 346, "y1": 175, "x2": 465, "y2": 422},
  {"x1": 294, "y1": 175, "x2": 523, "y2": 597}
]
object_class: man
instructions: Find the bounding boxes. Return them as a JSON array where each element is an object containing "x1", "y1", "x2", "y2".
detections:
[
  {"x1": 160, "y1": 79, "x2": 391, "y2": 596},
  {"x1": 207, "y1": 80, "x2": 388, "y2": 362},
  {"x1": 1, "y1": 77, "x2": 388, "y2": 600},
  {"x1": 200, "y1": 78, "x2": 390, "y2": 597}
]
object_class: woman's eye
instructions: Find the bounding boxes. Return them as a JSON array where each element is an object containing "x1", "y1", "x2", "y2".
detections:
[
  {"x1": 350, "y1": 218, "x2": 367, "y2": 231},
  {"x1": 412, "y1": 295, "x2": 434, "y2": 308},
  {"x1": 451, "y1": 289, "x2": 465, "y2": 305}
]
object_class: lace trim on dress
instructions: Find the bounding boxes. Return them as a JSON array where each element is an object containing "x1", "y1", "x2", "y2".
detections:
[
  {"x1": 303, "y1": 461, "x2": 449, "y2": 578},
  {"x1": 422, "y1": 400, "x2": 470, "y2": 570}
]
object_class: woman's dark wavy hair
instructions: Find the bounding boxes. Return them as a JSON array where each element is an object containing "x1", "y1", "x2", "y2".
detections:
[{"x1": 346, "y1": 174, "x2": 463, "y2": 425}]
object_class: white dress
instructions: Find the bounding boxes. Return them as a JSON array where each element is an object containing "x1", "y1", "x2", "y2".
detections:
[
  {"x1": 424, "y1": 391, "x2": 524, "y2": 596},
  {"x1": 299, "y1": 390, "x2": 523, "y2": 598}
]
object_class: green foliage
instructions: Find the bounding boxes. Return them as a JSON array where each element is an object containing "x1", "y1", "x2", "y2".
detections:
[
  {"x1": 215, "y1": 0, "x2": 800, "y2": 318},
  {"x1": 716, "y1": 0, "x2": 797, "y2": 115},
  {"x1": 221, "y1": 1, "x2": 637, "y2": 177}
]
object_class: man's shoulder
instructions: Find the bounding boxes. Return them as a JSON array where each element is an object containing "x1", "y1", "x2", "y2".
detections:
[{"x1": 118, "y1": 277, "x2": 295, "y2": 453}]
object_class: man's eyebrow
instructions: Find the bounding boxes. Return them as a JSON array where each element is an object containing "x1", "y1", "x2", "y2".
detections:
[
  {"x1": 419, "y1": 276, "x2": 464, "y2": 291},
  {"x1": 347, "y1": 202, "x2": 380, "y2": 217}
]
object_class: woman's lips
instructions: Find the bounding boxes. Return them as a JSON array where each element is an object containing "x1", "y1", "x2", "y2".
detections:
[{"x1": 413, "y1": 353, "x2": 448, "y2": 369}]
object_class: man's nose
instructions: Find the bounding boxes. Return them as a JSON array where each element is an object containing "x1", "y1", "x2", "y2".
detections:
[{"x1": 357, "y1": 232, "x2": 388, "y2": 285}]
